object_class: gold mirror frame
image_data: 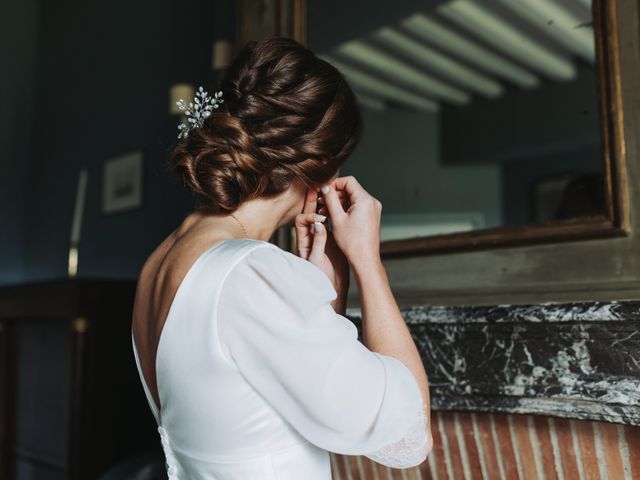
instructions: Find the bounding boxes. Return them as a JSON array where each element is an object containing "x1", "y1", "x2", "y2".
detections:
[{"x1": 379, "y1": 0, "x2": 628, "y2": 258}]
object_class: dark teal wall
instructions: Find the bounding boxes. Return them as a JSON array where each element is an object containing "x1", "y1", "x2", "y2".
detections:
[
  {"x1": 0, "y1": 0, "x2": 235, "y2": 286},
  {"x1": 0, "y1": 0, "x2": 39, "y2": 285}
]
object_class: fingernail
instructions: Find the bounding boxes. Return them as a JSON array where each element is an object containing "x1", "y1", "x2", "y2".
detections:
[
  {"x1": 321, "y1": 185, "x2": 330, "y2": 194},
  {"x1": 315, "y1": 214, "x2": 326, "y2": 221},
  {"x1": 314, "y1": 221, "x2": 323, "y2": 233}
]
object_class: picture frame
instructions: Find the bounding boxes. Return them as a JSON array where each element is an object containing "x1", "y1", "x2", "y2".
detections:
[{"x1": 102, "y1": 150, "x2": 144, "y2": 214}]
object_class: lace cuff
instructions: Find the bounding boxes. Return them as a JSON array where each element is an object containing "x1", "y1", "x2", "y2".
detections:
[{"x1": 365, "y1": 402, "x2": 431, "y2": 468}]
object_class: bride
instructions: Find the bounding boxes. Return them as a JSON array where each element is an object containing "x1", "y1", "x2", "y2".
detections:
[{"x1": 131, "y1": 36, "x2": 433, "y2": 479}]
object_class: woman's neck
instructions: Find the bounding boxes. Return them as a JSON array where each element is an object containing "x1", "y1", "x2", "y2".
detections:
[{"x1": 183, "y1": 190, "x2": 304, "y2": 241}]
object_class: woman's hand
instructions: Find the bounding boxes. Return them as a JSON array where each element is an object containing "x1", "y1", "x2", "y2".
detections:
[
  {"x1": 317, "y1": 176, "x2": 382, "y2": 270},
  {"x1": 295, "y1": 188, "x2": 350, "y2": 313}
]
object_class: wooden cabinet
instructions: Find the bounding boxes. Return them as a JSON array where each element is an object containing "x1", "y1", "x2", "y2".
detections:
[{"x1": 0, "y1": 279, "x2": 159, "y2": 480}]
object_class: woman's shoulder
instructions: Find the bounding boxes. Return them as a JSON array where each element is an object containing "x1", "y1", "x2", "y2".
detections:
[
  {"x1": 227, "y1": 239, "x2": 337, "y2": 300},
  {"x1": 241, "y1": 240, "x2": 330, "y2": 279}
]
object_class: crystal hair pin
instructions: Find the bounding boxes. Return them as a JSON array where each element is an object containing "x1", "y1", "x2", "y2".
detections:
[{"x1": 176, "y1": 86, "x2": 224, "y2": 139}]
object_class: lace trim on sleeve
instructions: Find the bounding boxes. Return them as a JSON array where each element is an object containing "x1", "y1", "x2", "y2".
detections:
[{"x1": 365, "y1": 403, "x2": 430, "y2": 468}]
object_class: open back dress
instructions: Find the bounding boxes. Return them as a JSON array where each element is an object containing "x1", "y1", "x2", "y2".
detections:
[{"x1": 131, "y1": 238, "x2": 430, "y2": 479}]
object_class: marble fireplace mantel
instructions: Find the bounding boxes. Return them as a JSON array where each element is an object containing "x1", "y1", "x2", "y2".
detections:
[{"x1": 346, "y1": 301, "x2": 640, "y2": 426}]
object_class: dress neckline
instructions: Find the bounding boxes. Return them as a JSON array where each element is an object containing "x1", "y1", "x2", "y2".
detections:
[{"x1": 132, "y1": 237, "x2": 269, "y2": 419}]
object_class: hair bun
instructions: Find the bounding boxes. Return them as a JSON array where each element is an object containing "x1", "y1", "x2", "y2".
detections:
[{"x1": 169, "y1": 36, "x2": 362, "y2": 214}]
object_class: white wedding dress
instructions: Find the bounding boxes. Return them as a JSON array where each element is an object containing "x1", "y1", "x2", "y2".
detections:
[{"x1": 132, "y1": 238, "x2": 430, "y2": 479}]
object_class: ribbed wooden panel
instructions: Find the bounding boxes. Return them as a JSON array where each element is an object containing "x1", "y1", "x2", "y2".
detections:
[{"x1": 329, "y1": 412, "x2": 640, "y2": 479}]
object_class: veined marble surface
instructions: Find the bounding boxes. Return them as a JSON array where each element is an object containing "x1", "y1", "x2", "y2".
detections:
[{"x1": 346, "y1": 301, "x2": 640, "y2": 426}]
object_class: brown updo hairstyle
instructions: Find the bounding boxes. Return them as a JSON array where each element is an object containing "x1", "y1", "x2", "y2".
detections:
[{"x1": 170, "y1": 36, "x2": 363, "y2": 214}]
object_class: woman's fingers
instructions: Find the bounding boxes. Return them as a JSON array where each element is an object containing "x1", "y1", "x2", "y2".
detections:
[
  {"x1": 318, "y1": 198, "x2": 349, "y2": 214},
  {"x1": 317, "y1": 190, "x2": 348, "y2": 206},
  {"x1": 308, "y1": 220, "x2": 327, "y2": 264},
  {"x1": 320, "y1": 184, "x2": 347, "y2": 225},
  {"x1": 330, "y1": 175, "x2": 367, "y2": 203},
  {"x1": 295, "y1": 212, "x2": 326, "y2": 228},
  {"x1": 331, "y1": 175, "x2": 364, "y2": 193},
  {"x1": 317, "y1": 191, "x2": 347, "y2": 202},
  {"x1": 295, "y1": 212, "x2": 327, "y2": 260},
  {"x1": 302, "y1": 187, "x2": 318, "y2": 214}
]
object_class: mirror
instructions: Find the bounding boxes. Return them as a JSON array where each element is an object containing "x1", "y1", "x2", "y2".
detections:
[{"x1": 309, "y1": 0, "x2": 627, "y2": 256}]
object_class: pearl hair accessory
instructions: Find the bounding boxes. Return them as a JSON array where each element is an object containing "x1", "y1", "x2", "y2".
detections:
[{"x1": 176, "y1": 86, "x2": 224, "y2": 139}]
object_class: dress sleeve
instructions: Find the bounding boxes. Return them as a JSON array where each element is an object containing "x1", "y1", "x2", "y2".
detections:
[{"x1": 217, "y1": 245, "x2": 432, "y2": 468}]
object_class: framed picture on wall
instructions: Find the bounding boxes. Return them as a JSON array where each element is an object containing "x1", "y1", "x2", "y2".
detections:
[{"x1": 102, "y1": 150, "x2": 144, "y2": 214}]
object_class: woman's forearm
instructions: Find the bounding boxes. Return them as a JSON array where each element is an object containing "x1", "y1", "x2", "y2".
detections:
[
  {"x1": 351, "y1": 255, "x2": 431, "y2": 428},
  {"x1": 331, "y1": 294, "x2": 348, "y2": 316}
]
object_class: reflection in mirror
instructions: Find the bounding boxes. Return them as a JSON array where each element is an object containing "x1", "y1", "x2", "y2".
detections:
[{"x1": 311, "y1": 0, "x2": 604, "y2": 243}]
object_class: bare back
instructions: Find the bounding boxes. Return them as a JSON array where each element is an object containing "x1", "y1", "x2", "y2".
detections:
[{"x1": 131, "y1": 215, "x2": 236, "y2": 411}]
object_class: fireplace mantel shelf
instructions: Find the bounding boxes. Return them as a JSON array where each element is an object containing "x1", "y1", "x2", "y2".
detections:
[{"x1": 347, "y1": 301, "x2": 640, "y2": 426}]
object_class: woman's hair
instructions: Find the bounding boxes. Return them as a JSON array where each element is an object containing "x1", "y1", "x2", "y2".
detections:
[{"x1": 170, "y1": 36, "x2": 363, "y2": 214}]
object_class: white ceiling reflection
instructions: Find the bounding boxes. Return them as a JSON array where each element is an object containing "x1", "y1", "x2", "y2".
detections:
[{"x1": 319, "y1": 0, "x2": 594, "y2": 112}]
